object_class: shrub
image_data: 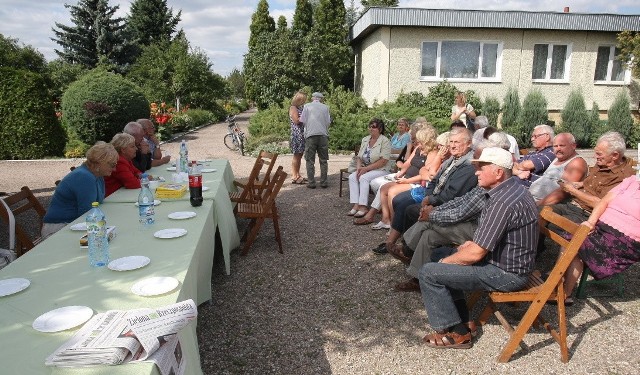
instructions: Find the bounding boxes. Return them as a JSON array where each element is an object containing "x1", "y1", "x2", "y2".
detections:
[
  {"x1": 64, "y1": 139, "x2": 90, "y2": 158},
  {"x1": 61, "y1": 69, "x2": 149, "y2": 144},
  {"x1": 560, "y1": 90, "x2": 590, "y2": 147},
  {"x1": 0, "y1": 67, "x2": 66, "y2": 159},
  {"x1": 607, "y1": 91, "x2": 634, "y2": 146},
  {"x1": 424, "y1": 81, "x2": 459, "y2": 120},
  {"x1": 516, "y1": 89, "x2": 548, "y2": 147},
  {"x1": 501, "y1": 86, "x2": 520, "y2": 130},
  {"x1": 483, "y1": 96, "x2": 501, "y2": 127},
  {"x1": 587, "y1": 102, "x2": 605, "y2": 147}
]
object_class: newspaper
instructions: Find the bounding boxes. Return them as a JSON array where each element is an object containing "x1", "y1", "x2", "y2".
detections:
[{"x1": 45, "y1": 299, "x2": 197, "y2": 375}]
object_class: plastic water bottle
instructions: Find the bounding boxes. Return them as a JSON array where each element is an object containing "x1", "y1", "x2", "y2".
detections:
[
  {"x1": 179, "y1": 140, "x2": 189, "y2": 174},
  {"x1": 188, "y1": 161, "x2": 203, "y2": 207},
  {"x1": 138, "y1": 173, "x2": 155, "y2": 228},
  {"x1": 86, "y1": 202, "x2": 109, "y2": 267}
]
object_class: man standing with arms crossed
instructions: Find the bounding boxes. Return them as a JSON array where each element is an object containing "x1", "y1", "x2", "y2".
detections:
[{"x1": 300, "y1": 92, "x2": 331, "y2": 189}]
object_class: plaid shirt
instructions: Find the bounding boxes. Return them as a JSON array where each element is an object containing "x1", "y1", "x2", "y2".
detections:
[{"x1": 429, "y1": 186, "x2": 487, "y2": 226}]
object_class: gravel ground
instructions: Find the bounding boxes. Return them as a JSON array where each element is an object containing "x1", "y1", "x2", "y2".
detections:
[{"x1": 1, "y1": 110, "x2": 639, "y2": 374}]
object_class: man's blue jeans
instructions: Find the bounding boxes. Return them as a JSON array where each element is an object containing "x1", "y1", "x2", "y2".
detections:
[{"x1": 418, "y1": 260, "x2": 529, "y2": 331}]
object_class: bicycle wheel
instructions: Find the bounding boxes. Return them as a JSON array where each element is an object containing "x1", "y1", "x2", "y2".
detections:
[{"x1": 223, "y1": 134, "x2": 238, "y2": 151}]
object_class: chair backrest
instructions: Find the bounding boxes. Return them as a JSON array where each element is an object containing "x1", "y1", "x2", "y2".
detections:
[
  {"x1": 233, "y1": 158, "x2": 265, "y2": 203},
  {"x1": 255, "y1": 150, "x2": 278, "y2": 188},
  {"x1": 255, "y1": 166, "x2": 286, "y2": 210},
  {"x1": 55, "y1": 166, "x2": 77, "y2": 186},
  {"x1": 0, "y1": 186, "x2": 46, "y2": 257}
]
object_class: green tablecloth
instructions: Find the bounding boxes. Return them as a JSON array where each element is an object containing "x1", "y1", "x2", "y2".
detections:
[
  {"x1": 105, "y1": 159, "x2": 239, "y2": 275},
  {"x1": 0, "y1": 159, "x2": 240, "y2": 374}
]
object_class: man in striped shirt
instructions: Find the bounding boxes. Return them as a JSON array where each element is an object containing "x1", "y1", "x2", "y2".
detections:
[
  {"x1": 512, "y1": 124, "x2": 555, "y2": 186},
  {"x1": 419, "y1": 147, "x2": 538, "y2": 349}
]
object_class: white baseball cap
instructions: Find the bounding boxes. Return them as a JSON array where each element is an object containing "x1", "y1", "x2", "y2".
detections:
[{"x1": 471, "y1": 147, "x2": 513, "y2": 169}]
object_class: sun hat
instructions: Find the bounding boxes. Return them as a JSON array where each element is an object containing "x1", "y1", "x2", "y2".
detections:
[{"x1": 312, "y1": 92, "x2": 324, "y2": 99}]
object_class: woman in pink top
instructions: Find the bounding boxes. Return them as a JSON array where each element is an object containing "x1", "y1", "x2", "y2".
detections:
[{"x1": 563, "y1": 175, "x2": 640, "y2": 296}]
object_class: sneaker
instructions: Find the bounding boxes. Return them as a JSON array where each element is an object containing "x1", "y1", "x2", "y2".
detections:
[
  {"x1": 372, "y1": 242, "x2": 388, "y2": 255},
  {"x1": 307, "y1": 183, "x2": 316, "y2": 189}
]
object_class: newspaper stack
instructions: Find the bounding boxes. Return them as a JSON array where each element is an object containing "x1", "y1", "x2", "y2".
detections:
[{"x1": 46, "y1": 299, "x2": 197, "y2": 375}]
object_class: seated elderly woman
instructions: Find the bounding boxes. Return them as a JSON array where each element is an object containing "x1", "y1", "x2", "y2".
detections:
[
  {"x1": 41, "y1": 142, "x2": 119, "y2": 238},
  {"x1": 389, "y1": 117, "x2": 412, "y2": 155},
  {"x1": 355, "y1": 126, "x2": 444, "y2": 229},
  {"x1": 560, "y1": 175, "x2": 640, "y2": 304},
  {"x1": 347, "y1": 118, "x2": 392, "y2": 217},
  {"x1": 104, "y1": 133, "x2": 144, "y2": 197}
]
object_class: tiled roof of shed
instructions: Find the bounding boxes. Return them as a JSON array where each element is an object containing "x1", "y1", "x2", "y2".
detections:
[{"x1": 350, "y1": 8, "x2": 640, "y2": 43}]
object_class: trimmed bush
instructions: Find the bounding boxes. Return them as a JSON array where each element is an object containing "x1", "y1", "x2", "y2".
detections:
[
  {"x1": 516, "y1": 89, "x2": 548, "y2": 147},
  {"x1": 501, "y1": 86, "x2": 520, "y2": 130},
  {"x1": 587, "y1": 102, "x2": 605, "y2": 147},
  {"x1": 561, "y1": 90, "x2": 590, "y2": 147},
  {"x1": 0, "y1": 67, "x2": 66, "y2": 159},
  {"x1": 482, "y1": 96, "x2": 500, "y2": 127},
  {"x1": 61, "y1": 70, "x2": 149, "y2": 144},
  {"x1": 607, "y1": 91, "x2": 634, "y2": 146}
]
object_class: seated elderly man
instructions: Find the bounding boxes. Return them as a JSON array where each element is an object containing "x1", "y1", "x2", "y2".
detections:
[
  {"x1": 539, "y1": 131, "x2": 636, "y2": 224},
  {"x1": 137, "y1": 118, "x2": 171, "y2": 167},
  {"x1": 375, "y1": 127, "x2": 478, "y2": 254},
  {"x1": 512, "y1": 124, "x2": 555, "y2": 186},
  {"x1": 123, "y1": 121, "x2": 152, "y2": 172},
  {"x1": 419, "y1": 147, "x2": 538, "y2": 349},
  {"x1": 529, "y1": 133, "x2": 588, "y2": 203}
]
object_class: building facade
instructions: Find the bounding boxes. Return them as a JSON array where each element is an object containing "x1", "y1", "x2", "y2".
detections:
[{"x1": 350, "y1": 8, "x2": 640, "y2": 115}]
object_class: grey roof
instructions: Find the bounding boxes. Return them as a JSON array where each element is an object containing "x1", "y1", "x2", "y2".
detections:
[{"x1": 350, "y1": 8, "x2": 640, "y2": 43}]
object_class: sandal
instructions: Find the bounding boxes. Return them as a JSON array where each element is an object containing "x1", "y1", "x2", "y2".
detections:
[
  {"x1": 371, "y1": 221, "x2": 390, "y2": 230},
  {"x1": 353, "y1": 210, "x2": 367, "y2": 218},
  {"x1": 347, "y1": 209, "x2": 358, "y2": 216},
  {"x1": 291, "y1": 177, "x2": 307, "y2": 185},
  {"x1": 353, "y1": 217, "x2": 375, "y2": 225},
  {"x1": 423, "y1": 331, "x2": 473, "y2": 349}
]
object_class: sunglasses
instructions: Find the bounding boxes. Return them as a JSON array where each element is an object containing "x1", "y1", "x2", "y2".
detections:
[{"x1": 368, "y1": 124, "x2": 379, "y2": 129}]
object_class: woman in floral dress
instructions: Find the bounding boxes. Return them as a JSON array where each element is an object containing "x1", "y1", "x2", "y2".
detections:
[{"x1": 289, "y1": 91, "x2": 307, "y2": 184}]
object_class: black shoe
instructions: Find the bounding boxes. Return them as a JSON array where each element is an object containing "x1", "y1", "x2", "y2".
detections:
[
  {"x1": 307, "y1": 184, "x2": 316, "y2": 189},
  {"x1": 372, "y1": 242, "x2": 388, "y2": 254},
  {"x1": 320, "y1": 183, "x2": 328, "y2": 188}
]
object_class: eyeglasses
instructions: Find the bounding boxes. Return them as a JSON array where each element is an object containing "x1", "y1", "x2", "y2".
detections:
[
  {"x1": 531, "y1": 133, "x2": 548, "y2": 139},
  {"x1": 368, "y1": 124, "x2": 379, "y2": 129}
]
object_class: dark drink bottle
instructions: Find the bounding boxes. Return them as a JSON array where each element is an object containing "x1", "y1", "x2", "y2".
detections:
[{"x1": 188, "y1": 161, "x2": 203, "y2": 207}]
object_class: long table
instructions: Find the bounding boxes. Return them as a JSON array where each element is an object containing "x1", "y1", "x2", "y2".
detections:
[{"x1": 0, "y1": 159, "x2": 240, "y2": 374}]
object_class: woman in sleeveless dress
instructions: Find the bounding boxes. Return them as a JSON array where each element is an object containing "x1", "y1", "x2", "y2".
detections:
[{"x1": 289, "y1": 91, "x2": 307, "y2": 184}]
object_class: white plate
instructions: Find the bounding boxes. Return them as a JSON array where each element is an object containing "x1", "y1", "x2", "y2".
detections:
[
  {"x1": 108, "y1": 256, "x2": 150, "y2": 271},
  {"x1": 32, "y1": 306, "x2": 93, "y2": 333},
  {"x1": 201, "y1": 168, "x2": 216, "y2": 173},
  {"x1": 202, "y1": 186, "x2": 210, "y2": 192},
  {"x1": 131, "y1": 277, "x2": 179, "y2": 297},
  {"x1": 0, "y1": 278, "x2": 30, "y2": 297},
  {"x1": 166, "y1": 166, "x2": 177, "y2": 171},
  {"x1": 69, "y1": 222, "x2": 87, "y2": 231},
  {"x1": 168, "y1": 211, "x2": 197, "y2": 220},
  {"x1": 135, "y1": 199, "x2": 161, "y2": 206},
  {"x1": 153, "y1": 228, "x2": 187, "y2": 239}
]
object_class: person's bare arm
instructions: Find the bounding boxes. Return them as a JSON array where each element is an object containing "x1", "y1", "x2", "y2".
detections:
[
  {"x1": 440, "y1": 241, "x2": 487, "y2": 265},
  {"x1": 559, "y1": 181, "x2": 601, "y2": 209},
  {"x1": 537, "y1": 187, "x2": 569, "y2": 206}
]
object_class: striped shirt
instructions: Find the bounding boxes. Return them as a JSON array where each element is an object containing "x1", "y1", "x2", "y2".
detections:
[
  {"x1": 518, "y1": 146, "x2": 555, "y2": 187},
  {"x1": 473, "y1": 177, "x2": 538, "y2": 275},
  {"x1": 429, "y1": 186, "x2": 487, "y2": 226}
]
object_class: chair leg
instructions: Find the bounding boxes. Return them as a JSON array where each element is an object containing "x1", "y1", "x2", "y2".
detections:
[
  {"x1": 241, "y1": 217, "x2": 265, "y2": 256},
  {"x1": 497, "y1": 299, "x2": 547, "y2": 363},
  {"x1": 575, "y1": 267, "x2": 590, "y2": 299},
  {"x1": 271, "y1": 206, "x2": 283, "y2": 254}
]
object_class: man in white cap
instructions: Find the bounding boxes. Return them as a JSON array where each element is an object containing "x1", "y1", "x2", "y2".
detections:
[
  {"x1": 300, "y1": 92, "x2": 331, "y2": 188},
  {"x1": 418, "y1": 147, "x2": 538, "y2": 349}
]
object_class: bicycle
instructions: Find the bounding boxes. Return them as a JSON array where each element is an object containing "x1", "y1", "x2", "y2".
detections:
[{"x1": 223, "y1": 114, "x2": 245, "y2": 155}]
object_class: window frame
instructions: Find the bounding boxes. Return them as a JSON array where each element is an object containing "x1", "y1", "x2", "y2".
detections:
[
  {"x1": 419, "y1": 39, "x2": 503, "y2": 83},
  {"x1": 593, "y1": 45, "x2": 631, "y2": 85},
  {"x1": 531, "y1": 43, "x2": 572, "y2": 83}
]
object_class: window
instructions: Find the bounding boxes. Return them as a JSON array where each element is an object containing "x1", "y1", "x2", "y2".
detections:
[
  {"x1": 532, "y1": 43, "x2": 571, "y2": 81},
  {"x1": 420, "y1": 41, "x2": 502, "y2": 81},
  {"x1": 594, "y1": 46, "x2": 625, "y2": 82}
]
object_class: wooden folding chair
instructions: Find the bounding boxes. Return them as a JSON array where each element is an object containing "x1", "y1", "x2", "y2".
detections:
[
  {"x1": 475, "y1": 206, "x2": 591, "y2": 363},
  {"x1": 0, "y1": 186, "x2": 47, "y2": 257},
  {"x1": 229, "y1": 158, "x2": 264, "y2": 205},
  {"x1": 231, "y1": 150, "x2": 278, "y2": 202},
  {"x1": 235, "y1": 166, "x2": 287, "y2": 256}
]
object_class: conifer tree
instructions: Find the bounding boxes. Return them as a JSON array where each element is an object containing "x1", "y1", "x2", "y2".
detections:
[
  {"x1": 518, "y1": 89, "x2": 548, "y2": 147},
  {"x1": 127, "y1": 0, "x2": 181, "y2": 46},
  {"x1": 52, "y1": 0, "x2": 135, "y2": 71},
  {"x1": 588, "y1": 102, "x2": 602, "y2": 147},
  {"x1": 561, "y1": 90, "x2": 590, "y2": 147},
  {"x1": 303, "y1": 0, "x2": 351, "y2": 90},
  {"x1": 607, "y1": 91, "x2": 634, "y2": 146},
  {"x1": 292, "y1": 0, "x2": 313, "y2": 36},
  {"x1": 361, "y1": 0, "x2": 399, "y2": 10},
  {"x1": 248, "y1": 0, "x2": 276, "y2": 50},
  {"x1": 501, "y1": 86, "x2": 520, "y2": 136}
]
